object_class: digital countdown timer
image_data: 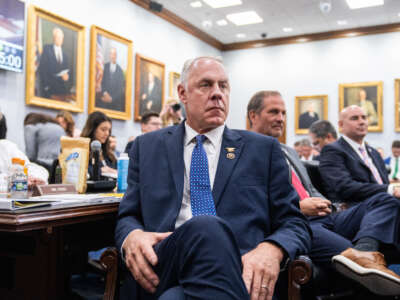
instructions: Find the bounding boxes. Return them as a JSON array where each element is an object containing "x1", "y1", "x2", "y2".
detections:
[{"x1": 0, "y1": 40, "x2": 23, "y2": 72}]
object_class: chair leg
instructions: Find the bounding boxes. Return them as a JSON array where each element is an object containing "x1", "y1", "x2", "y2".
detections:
[{"x1": 100, "y1": 247, "x2": 119, "y2": 300}]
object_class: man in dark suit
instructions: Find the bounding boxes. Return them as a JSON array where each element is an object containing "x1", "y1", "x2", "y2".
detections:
[
  {"x1": 247, "y1": 92, "x2": 400, "y2": 296},
  {"x1": 96, "y1": 47, "x2": 125, "y2": 111},
  {"x1": 38, "y1": 27, "x2": 72, "y2": 99},
  {"x1": 116, "y1": 57, "x2": 311, "y2": 300},
  {"x1": 319, "y1": 105, "x2": 400, "y2": 203}
]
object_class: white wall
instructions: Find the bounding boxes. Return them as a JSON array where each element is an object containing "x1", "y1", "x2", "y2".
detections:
[
  {"x1": 0, "y1": 0, "x2": 220, "y2": 152},
  {"x1": 223, "y1": 32, "x2": 400, "y2": 156}
]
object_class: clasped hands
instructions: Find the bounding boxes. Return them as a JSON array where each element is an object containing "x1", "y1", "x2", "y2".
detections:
[
  {"x1": 123, "y1": 229, "x2": 283, "y2": 300},
  {"x1": 300, "y1": 197, "x2": 332, "y2": 216}
]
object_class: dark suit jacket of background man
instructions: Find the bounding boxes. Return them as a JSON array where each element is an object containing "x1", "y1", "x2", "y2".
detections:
[
  {"x1": 97, "y1": 62, "x2": 125, "y2": 112},
  {"x1": 319, "y1": 136, "x2": 389, "y2": 204},
  {"x1": 140, "y1": 76, "x2": 162, "y2": 116},
  {"x1": 38, "y1": 44, "x2": 71, "y2": 98},
  {"x1": 116, "y1": 123, "x2": 311, "y2": 263}
]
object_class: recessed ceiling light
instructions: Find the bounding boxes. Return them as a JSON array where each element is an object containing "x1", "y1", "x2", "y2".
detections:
[
  {"x1": 203, "y1": 0, "x2": 242, "y2": 9},
  {"x1": 216, "y1": 19, "x2": 228, "y2": 26},
  {"x1": 236, "y1": 33, "x2": 246, "y2": 38},
  {"x1": 226, "y1": 11, "x2": 263, "y2": 26},
  {"x1": 283, "y1": 27, "x2": 293, "y2": 32},
  {"x1": 190, "y1": 1, "x2": 202, "y2": 8},
  {"x1": 346, "y1": 32, "x2": 359, "y2": 36},
  {"x1": 346, "y1": 0, "x2": 384, "y2": 9},
  {"x1": 398, "y1": 12, "x2": 400, "y2": 17},
  {"x1": 337, "y1": 20, "x2": 348, "y2": 25}
]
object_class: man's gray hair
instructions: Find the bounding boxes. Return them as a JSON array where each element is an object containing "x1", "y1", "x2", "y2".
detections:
[
  {"x1": 299, "y1": 138, "x2": 312, "y2": 147},
  {"x1": 309, "y1": 120, "x2": 338, "y2": 139},
  {"x1": 180, "y1": 56, "x2": 224, "y2": 88}
]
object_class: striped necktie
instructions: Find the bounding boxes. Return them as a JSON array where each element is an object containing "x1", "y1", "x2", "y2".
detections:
[{"x1": 359, "y1": 147, "x2": 383, "y2": 184}]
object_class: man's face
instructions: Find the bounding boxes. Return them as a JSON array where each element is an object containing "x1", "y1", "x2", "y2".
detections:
[
  {"x1": 178, "y1": 58, "x2": 229, "y2": 133},
  {"x1": 339, "y1": 107, "x2": 368, "y2": 142},
  {"x1": 141, "y1": 116, "x2": 162, "y2": 133},
  {"x1": 53, "y1": 29, "x2": 64, "y2": 47},
  {"x1": 250, "y1": 95, "x2": 286, "y2": 138},
  {"x1": 309, "y1": 132, "x2": 328, "y2": 152},
  {"x1": 110, "y1": 49, "x2": 117, "y2": 64},
  {"x1": 392, "y1": 147, "x2": 400, "y2": 157},
  {"x1": 359, "y1": 89, "x2": 367, "y2": 101}
]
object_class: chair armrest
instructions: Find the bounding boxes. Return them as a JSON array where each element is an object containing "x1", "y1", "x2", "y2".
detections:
[
  {"x1": 288, "y1": 255, "x2": 313, "y2": 300},
  {"x1": 88, "y1": 247, "x2": 119, "y2": 300}
]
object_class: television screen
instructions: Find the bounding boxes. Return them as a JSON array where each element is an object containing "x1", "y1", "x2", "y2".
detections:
[{"x1": 0, "y1": 0, "x2": 24, "y2": 72}]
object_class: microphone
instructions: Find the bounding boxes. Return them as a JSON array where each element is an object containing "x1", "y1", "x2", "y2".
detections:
[{"x1": 91, "y1": 140, "x2": 102, "y2": 181}]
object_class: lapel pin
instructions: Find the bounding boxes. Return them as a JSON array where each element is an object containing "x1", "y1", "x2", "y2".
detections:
[{"x1": 225, "y1": 147, "x2": 236, "y2": 160}]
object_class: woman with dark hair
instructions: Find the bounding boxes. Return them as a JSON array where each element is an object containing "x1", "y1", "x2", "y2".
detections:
[
  {"x1": 56, "y1": 110, "x2": 81, "y2": 138},
  {"x1": 81, "y1": 111, "x2": 117, "y2": 179},
  {"x1": 24, "y1": 112, "x2": 65, "y2": 170}
]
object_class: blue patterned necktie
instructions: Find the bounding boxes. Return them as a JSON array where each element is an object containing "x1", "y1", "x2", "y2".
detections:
[{"x1": 190, "y1": 135, "x2": 216, "y2": 216}]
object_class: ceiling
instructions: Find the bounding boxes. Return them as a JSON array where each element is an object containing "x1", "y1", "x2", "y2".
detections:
[{"x1": 157, "y1": 0, "x2": 400, "y2": 44}]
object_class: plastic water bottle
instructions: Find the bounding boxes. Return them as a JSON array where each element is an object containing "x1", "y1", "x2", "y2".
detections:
[
  {"x1": 10, "y1": 158, "x2": 28, "y2": 199},
  {"x1": 117, "y1": 153, "x2": 129, "y2": 193}
]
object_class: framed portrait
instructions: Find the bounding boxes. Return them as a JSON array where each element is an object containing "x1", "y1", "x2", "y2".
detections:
[
  {"x1": 395, "y1": 79, "x2": 400, "y2": 132},
  {"x1": 169, "y1": 72, "x2": 180, "y2": 99},
  {"x1": 295, "y1": 95, "x2": 328, "y2": 134},
  {"x1": 88, "y1": 26, "x2": 133, "y2": 120},
  {"x1": 339, "y1": 81, "x2": 383, "y2": 132},
  {"x1": 134, "y1": 54, "x2": 165, "y2": 121},
  {"x1": 25, "y1": 5, "x2": 85, "y2": 112}
]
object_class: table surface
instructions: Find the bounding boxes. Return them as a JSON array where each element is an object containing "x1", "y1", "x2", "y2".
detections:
[{"x1": 0, "y1": 198, "x2": 120, "y2": 232}]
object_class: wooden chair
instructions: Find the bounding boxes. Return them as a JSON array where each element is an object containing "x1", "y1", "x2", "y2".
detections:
[{"x1": 98, "y1": 247, "x2": 314, "y2": 300}]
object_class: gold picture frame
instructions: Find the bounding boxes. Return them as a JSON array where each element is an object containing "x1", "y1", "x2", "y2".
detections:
[
  {"x1": 25, "y1": 5, "x2": 85, "y2": 112},
  {"x1": 295, "y1": 95, "x2": 328, "y2": 134},
  {"x1": 339, "y1": 81, "x2": 383, "y2": 132},
  {"x1": 134, "y1": 54, "x2": 165, "y2": 121},
  {"x1": 88, "y1": 26, "x2": 133, "y2": 120},
  {"x1": 395, "y1": 79, "x2": 400, "y2": 132},
  {"x1": 169, "y1": 71, "x2": 180, "y2": 99}
]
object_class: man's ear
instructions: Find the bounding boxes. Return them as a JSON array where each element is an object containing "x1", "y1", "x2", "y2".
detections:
[
  {"x1": 177, "y1": 84, "x2": 187, "y2": 104},
  {"x1": 248, "y1": 111, "x2": 256, "y2": 128}
]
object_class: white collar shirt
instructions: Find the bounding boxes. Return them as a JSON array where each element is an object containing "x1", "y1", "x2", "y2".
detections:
[
  {"x1": 53, "y1": 45, "x2": 62, "y2": 63},
  {"x1": 174, "y1": 122, "x2": 225, "y2": 229}
]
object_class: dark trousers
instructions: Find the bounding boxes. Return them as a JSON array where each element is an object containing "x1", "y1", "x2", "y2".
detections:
[
  {"x1": 121, "y1": 215, "x2": 251, "y2": 300},
  {"x1": 309, "y1": 192, "x2": 400, "y2": 266}
]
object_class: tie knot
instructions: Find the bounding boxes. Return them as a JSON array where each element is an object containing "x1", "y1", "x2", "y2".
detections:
[{"x1": 195, "y1": 135, "x2": 206, "y2": 145}]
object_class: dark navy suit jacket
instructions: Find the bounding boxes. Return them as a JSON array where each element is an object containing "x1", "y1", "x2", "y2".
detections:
[
  {"x1": 319, "y1": 137, "x2": 389, "y2": 204},
  {"x1": 115, "y1": 123, "x2": 311, "y2": 260}
]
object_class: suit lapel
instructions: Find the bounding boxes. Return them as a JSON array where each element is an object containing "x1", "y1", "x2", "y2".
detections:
[
  {"x1": 165, "y1": 123, "x2": 185, "y2": 201},
  {"x1": 212, "y1": 127, "x2": 243, "y2": 207},
  {"x1": 339, "y1": 137, "x2": 369, "y2": 170},
  {"x1": 281, "y1": 145, "x2": 311, "y2": 194}
]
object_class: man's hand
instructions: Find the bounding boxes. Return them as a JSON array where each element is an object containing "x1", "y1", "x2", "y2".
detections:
[
  {"x1": 242, "y1": 242, "x2": 283, "y2": 300},
  {"x1": 123, "y1": 229, "x2": 172, "y2": 293},
  {"x1": 300, "y1": 197, "x2": 331, "y2": 216},
  {"x1": 393, "y1": 186, "x2": 400, "y2": 198}
]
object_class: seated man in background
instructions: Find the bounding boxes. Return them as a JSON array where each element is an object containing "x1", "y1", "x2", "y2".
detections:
[
  {"x1": 309, "y1": 120, "x2": 337, "y2": 153},
  {"x1": 125, "y1": 112, "x2": 162, "y2": 154},
  {"x1": 384, "y1": 140, "x2": 400, "y2": 182},
  {"x1": 116, "y1": 57, "x2": 311, "y2": 300},
  {"x1": 319, "y1": 105, "x2": 400, "y2": 203},
  {"x1": 247, "y1": 91, "x2": 400, "y2": 296},
  {"x1": 298, "y1": 138, "x2": 316, "y2": 161}
]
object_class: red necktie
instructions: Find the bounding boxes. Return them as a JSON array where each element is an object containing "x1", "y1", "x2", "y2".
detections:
[{"x1": 291, "y1": 170, "x2": 309, "y2": 201}]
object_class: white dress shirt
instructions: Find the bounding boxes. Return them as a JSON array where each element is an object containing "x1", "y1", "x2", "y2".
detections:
[
  {"x1": 53, "y1": 45, "x2": 63, "y2": 63},
  {"x1": 174, "y1": 123, "x2": 224, "y2": 228}
]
